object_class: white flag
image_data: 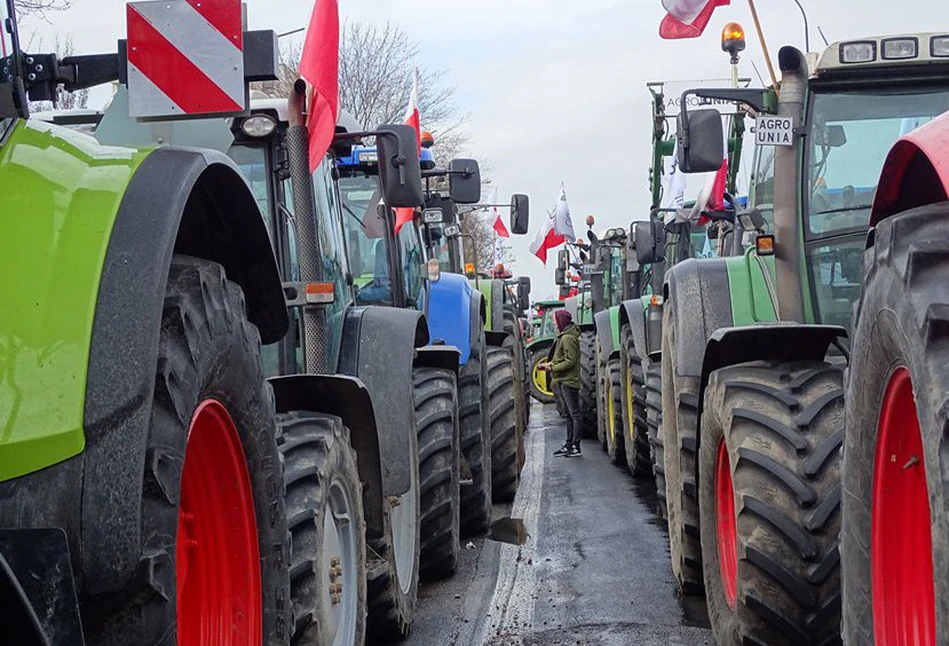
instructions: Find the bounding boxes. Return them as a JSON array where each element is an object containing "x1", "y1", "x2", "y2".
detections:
[{"x1": 553, "y1": 185, "x2": 576, "y2": 240}]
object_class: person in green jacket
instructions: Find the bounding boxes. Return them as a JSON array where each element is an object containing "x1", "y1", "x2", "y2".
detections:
[{"x1": 540, "y1": 309, "x2": 583, "y2": 457}]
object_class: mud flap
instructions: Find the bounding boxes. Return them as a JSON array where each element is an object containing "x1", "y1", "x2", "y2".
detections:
[{"x1": 0, "y1": 529, "x2": 84, "y2": 646}]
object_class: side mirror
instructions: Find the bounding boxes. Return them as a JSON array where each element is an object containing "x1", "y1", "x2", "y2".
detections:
[
  {"x1": 517, "y1": 277, "x2": 531, "y2": 311},
  {"x1": 510, "y1": 194, "x2": 530, "y2": 235},
  {"x1": 634, "y1": 219, "x2": 665, "y2": 265},
  {"x1": 376, "y1": 124, "x2": 424, "y2": 207},
  {"x1": 557, "y1": 249, "x2": 570, "y2": 272},
  {"x1": 448, "y1": 158, "x2": 482, "y2": 204},
  {"x1": 677, "y1": 108, "x2": 724, "y2": 174},
  {"x1": 555, "y1": 268, "x2": 567, "y2": 286},
  {"x1": 816, "y1": 124, "x2": 847, "y2": 148}
]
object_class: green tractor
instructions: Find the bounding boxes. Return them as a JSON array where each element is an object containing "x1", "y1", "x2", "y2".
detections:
[
  {"x1": 619, "y1": 79, "x2": 748, "y2": 514},
  {"x1": 524, "y1": 299, "x2": 565, "y2": 404},
  {"x1": 0, "y1": 3, "x2": 457, "y2": 644},
  {"x1": 664, "y1": 33, "x2": 949, "y2": 645}
]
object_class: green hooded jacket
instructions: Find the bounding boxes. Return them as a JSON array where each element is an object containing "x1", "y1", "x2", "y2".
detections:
[{"x1": 550, "y1": 324, "x2": 581, "y2": 389}]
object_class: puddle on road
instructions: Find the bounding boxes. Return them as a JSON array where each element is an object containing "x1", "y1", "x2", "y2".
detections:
[{"x1": 488, "y1": 517, "x2": 528, "y2": 545}]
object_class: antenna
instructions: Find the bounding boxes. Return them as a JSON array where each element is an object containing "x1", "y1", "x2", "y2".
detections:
[
  {"x1": 750, "y1": 60, "x2": 767, "y2": 87},
  {"x1": 817, "y1": 26, "x2": 830, "y2": 47}
]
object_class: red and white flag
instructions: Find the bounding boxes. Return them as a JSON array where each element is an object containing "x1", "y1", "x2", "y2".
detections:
[
  {"x1": 487, "y1": 187, "x2": 510, "y2": 238},
  {"x1": 660, "y1": 0, "x2": 729, "y2": 39},
  {"x1": 299, "y1": 0, "x2": 340, "y2": 172},
  {"x1": 394, "y1": 68, "x2": 422, "y2": 234},
  {"x1": 530, "y1": 186, "x2": 576, "y2": 264}
]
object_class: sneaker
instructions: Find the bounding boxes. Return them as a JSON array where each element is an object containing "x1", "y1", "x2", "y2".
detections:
[
  {"x1": 573, "y1": 444, "x2": 582, "y2": 456},
  {"x1": 553, "y1": 444, "x2": 571, "y2": 456}
]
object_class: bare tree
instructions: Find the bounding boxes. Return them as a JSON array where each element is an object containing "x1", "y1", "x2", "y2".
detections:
[
  {"x1": 13, "y1": 0, "x2": 71, "y2": 18},
  {"x1": 255, "y1": 21, "x2": 469, "y2": 166}
]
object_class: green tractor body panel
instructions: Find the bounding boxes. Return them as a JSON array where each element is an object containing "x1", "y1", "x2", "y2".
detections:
[
  {"x1": 724, "y1": 249, "x2": 778, "y2": 326},
  {"x1": 0, "y1": 119, "x2": 150, "y2": 481},
  {"x1": 608, "y1": 305, "x2": 621, "y2": 350},
  {"x1": 471, "y1": 279, "x2": 495, "y2": 331}
]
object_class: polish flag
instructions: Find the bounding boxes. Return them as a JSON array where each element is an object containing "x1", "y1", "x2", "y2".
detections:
[
  {"x1": 530, "y1": 186, "x2": 575, "y2": 264},
  {"x1": 395, "y1": 68, "x2": 422, "y2": 234},
  {"x1": 488, "y1": 187, "x2": 510, "y2": 237},
  {"x1": 660, "y1": 0, "x2": 729, "y2": 39},
  {"x1": 299, "y1": 0, "x2": 340, "y2": 172}
]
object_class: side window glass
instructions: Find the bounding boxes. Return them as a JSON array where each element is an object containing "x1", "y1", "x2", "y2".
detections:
[
  {"x1": 399, "y1": 218, "x2": 424, "y2": 306},
  {"x1": 750, "y1": 145, "x2": 776, "y2": 229}
]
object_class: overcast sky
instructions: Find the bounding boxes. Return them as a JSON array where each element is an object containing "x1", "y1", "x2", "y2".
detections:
[{"x1": 21, "y1": 0, "x2": 947, "y2": 299}]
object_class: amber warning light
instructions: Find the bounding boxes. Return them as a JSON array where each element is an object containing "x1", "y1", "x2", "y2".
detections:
[{"x1": 721, "y1": 22, "x2": 746, "y2": 60}]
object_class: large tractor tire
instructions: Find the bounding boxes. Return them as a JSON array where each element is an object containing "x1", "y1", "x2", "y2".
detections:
[
  {"x1": 279, "y1": 412, "x2": 367, "y2": 646},
  {"x1": 842, "y1": 203, "x2": 949, "y2": 646},
  {"x1": 502, "y1": 304, "x2": 530, "y2": 437},
  {"x1": 579, "y1": 330, "x2": 597, "y2": 439},
  {"x1": 644, "y1": 357, "x2": 667, "y2": 519},
  {"x1": 595, "y1": 342, "x2": 608, "y2": 449},
  {"x1": 605, "y1": 355, "x2": 626, "y2": 466},
  {"x1": 84, "y1": 255, "x2": 289, "y2": 646},
  {"x1": 487, "y1": 347, "x2": 522, "y2": 503},
  {"x1": 528, "y1": 346, "x2": 556, "y2": 404},
  {"x1": 661, "y1": 303, "x2": 703, "y2": 594},
  {"x1": 620, "y1": 324, "x2": 651, "y2": 476},
  {"x1": 366, "y1": 403, "x2": 421, "y2": 639},
  {"x1": 459, "y1": 333, "x2": 493, "y2": 536},
  {"x1": 699, "y1": 361, "x2": 843, "y2": 646},
  {"x1": 413, "y1": 367, "x2": 461, "y2": 581}
]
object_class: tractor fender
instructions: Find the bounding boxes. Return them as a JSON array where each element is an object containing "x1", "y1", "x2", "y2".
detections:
[
  {"x1": 427, "y1": 272, "x2": 474, "y2": 364},
  {"x1": 338, "y1": 305, "x2": 428, "y2": 499},
  {"x1": 871, "y1": 112, "x2": 949, "y2": 226},
  {"x1": 80, "y1": 146, "x2": 288, "y2": 595},
  {"x1": 269, "y1": 374, "x2": 387, "y2": 538},
  {"x1": 414, "y1": 345, "x2": 462, "y2": 375},
  {"x1": 620, "y1": 298, "x2": 649, "y2": 361},
  {"x1": 693, "y1": 323, "x2": 847, "y2": 487},
  {"x1": 663, "y1": 257, "x2": 734, "y2": 379},
  {"x1": 594, "y1": 309, "x2": 616, "y2": 359},
  {"x1": 524, "y1": 337, "x2": 554, "y2": 356}
]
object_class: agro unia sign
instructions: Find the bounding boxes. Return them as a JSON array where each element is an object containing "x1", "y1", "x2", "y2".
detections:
[{"x1": 654, "y1": 78, "x2": 752, "y2": 117}]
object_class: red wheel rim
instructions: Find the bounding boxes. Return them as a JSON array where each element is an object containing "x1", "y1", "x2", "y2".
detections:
[
  {"x1": 715, "y1": 437, "x2": 738, "y2": 609},
  {"x1": 871, "y1": 367, "x2": 935, "y2": 646},
  {"x1": 177, "y1": 400, "x2": 262, "y2": 646}
]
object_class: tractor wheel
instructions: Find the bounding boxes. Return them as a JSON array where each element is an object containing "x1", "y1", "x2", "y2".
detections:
[
  {"x1": 842, "y1": 203, "x2": 949, "y2": 646},
  {"x1": 699, "y1": 361, "x2": 843, "y2": 646},
  {"x1": 502, "y1": 305, "x2": 530, "y2": 440},
  {"x1": 279, "y1": 412, "x2": 367, "y2": 646},
  {"x1": 84, "y1": 255, "x2": 289, "y2": 646},
  {"x1": 459, "y1": 332, "x2": 493, "y2": 536},
  {"x1": 528, "y1": 347, "x2": 556, "y2": 404},
  {"x1": 595, "y1": 341, "x2": 608, "y2": 450},
  {"x1": 579, "y1": 330, "x2": 597, "y2": 439},
  {"x1": 366, "y1": 428, "x2": 421, "y2": 641},
  {"x1": 413, "y1": 367, "x2": 461, "y2": 581},
  {"x1": 621, "y1": 324, "x2": 651, "y2": 476},
  {"x1": 488, "y1": 347, "x2": 522, "y2": 503},
  {"x1": 661, "y1": 303, "x2": 703, "y2": 594},
  {"x1": 605, "y1": 356, "x2": 626, "y2": 466},
  {"x1": 644, "y1": 357, "x2": 667, "y2": 519}
]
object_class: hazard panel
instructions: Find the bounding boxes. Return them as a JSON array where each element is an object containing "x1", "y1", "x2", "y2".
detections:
[{"x1": 127, "y1": 0, "x2": 245, "y2": 118}]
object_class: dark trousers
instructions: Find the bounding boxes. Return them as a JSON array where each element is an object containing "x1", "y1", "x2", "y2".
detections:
[{"x1": 560, "y1": 384, "x2": 582, "y2": 447}]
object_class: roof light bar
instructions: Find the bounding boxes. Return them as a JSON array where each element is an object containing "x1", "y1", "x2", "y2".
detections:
[
  {"x1": 882, "y1": 37, "x2": 918, "y2": 60},
  {"x1": 840, "y1": 41, "x2": 877, "y2": 64},
  {"x1": 932, "y1": 35, "x2": 949, "y2": 57}
]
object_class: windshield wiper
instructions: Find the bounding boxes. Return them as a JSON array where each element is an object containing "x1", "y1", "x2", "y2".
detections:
[{"x1": 812, "y1": 204, "x2": 872, "y2": 216}]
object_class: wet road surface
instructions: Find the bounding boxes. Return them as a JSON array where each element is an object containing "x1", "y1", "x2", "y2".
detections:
[{"x1": 406, "y1": 403, "x2": 714, "y2": 646}]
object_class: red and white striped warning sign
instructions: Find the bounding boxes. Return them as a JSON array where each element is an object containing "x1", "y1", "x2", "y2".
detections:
[{"x1": 127, "y1": 0, "x2": 245, "y2": 118}]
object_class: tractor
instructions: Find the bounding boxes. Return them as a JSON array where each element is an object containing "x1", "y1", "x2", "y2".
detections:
[
  {"x1": 619, "y1": 79, "x2": 748, "y2": 516},
  {"x1": 417, "y1": 180, "x2": 532, "y2": 503},
  {"x1": 524, "y1": 299, "x2": 565, "y2": 405},
  {"x1": 665, "y1": 33, "x2": 949, "y2": 646},
  {"x1": 0, "y1": 2, "x2": 455, "y2": 644}
]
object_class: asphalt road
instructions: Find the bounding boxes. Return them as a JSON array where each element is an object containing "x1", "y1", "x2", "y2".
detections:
[{"x1": 405, "y1": 403, "x2": 714, "y2": 646}]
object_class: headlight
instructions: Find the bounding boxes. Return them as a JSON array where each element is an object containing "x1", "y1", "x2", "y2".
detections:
[
  {"x1": 241, "y1": 114, "x2": 276, "y2": 138},
  {"x1": 840, "y1": 41, "x2": 876, "y2": 64},
  {"x1": 882, "y1": 37, "x2": 917, "y2": 60},
  {"x1": 932, "y1": 35, "x2": 949, "y2": 57},
  {"x1": 427, "y1": 258, "x2": 441, "y2": 283}
]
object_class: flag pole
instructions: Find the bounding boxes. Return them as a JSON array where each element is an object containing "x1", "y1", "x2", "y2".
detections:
[{"x1": 746, "y1": 0, "x2": 778, "y2": 89}]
